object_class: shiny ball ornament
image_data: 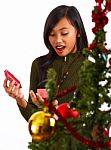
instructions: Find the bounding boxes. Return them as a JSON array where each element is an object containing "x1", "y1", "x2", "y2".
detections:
[{"x1": 28, "y1": 108, "x2": 57, "y2": 142}]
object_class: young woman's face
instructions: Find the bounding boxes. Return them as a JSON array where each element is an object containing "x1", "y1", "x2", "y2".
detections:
[{"x1": 48, "y1": 17, "x2": 79, "y2": 57}]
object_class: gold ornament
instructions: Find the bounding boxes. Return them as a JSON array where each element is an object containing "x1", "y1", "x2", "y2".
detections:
[{"x1": 28, "y1": 107, "x2": 57, "y2": 142}]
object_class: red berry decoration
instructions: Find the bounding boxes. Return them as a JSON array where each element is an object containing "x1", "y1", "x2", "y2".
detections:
[
  {"x1": 57, "y1": 103, "x2": 80, "y2": 119},
  {"x1": 70, "y1": 109, "x2": 80, "y2": 119},
  {"x1": 57, "y1": 103, "x2": 70, "y2": 119}
]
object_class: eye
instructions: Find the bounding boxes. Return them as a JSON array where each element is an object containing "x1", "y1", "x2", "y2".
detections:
[{"x1": 61, "y1": 32, "x2": 69, "y2": 36}]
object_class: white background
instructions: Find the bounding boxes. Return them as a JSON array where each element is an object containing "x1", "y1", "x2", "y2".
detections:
[{"x1": 0, "y1": 0, "x2": 110, "y2": 149}]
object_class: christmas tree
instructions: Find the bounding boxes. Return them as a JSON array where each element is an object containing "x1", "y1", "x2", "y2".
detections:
[{"x1": 28, "y1": 0, "x2": 111, "y2": 149}]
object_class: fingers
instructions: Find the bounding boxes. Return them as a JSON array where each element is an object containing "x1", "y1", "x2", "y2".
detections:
[
  {"x1": 3, "y1": 79, "x2": 22, "y2": 99},
  {"x1": 3, "y1": 78, "x2": 12, "y2": 93},
  {"x1": 4, "y1": 80, "x2": 15, "y2": 95},
  {"x1": 12, "y1": 84, "x2": 22, "y2": 99},
  {"x1": 36, "y1": 93, "x2": 44, "y2": 103},
  {"x1": 30, "y1": 90, "x2": 37, "y2": 104},
  {"x1": 3, "y1": 78, "x2": 26, "y2": 109},
  {"x1": 30, "y1": 90, "x2": 44, "y2": 108},
  {"x1": 3, "y1": 78, "x2": 7, "y2": 89}
]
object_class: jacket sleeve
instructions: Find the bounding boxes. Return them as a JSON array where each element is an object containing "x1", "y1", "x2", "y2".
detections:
[{"x1": 18, "y1": 58, "x2": 40, "y2": 122}]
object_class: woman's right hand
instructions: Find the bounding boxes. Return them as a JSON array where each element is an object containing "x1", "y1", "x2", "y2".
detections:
[{"x1": 3, "y1": 78, "x2": 27, "y2": 108}]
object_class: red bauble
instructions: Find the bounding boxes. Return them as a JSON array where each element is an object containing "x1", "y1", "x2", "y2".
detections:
[
  {"x1": 70, "y1": 109, "x2": 80, "y2": 119},
  {"x1": 57, "y1": 103, "x2": 80, "y2": 119},
  {"x1": 57, "y1": 103, "x2": 70, "y2": 119}
]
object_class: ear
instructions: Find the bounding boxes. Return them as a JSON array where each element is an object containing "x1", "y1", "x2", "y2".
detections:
[{"x1": 77, "y1": 30, "x2": 80, "y2": 37}]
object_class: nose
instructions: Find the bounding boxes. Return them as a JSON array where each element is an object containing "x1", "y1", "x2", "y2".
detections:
[{"x1": 55, "y1": 34, "x2": 63, "y2": 44}]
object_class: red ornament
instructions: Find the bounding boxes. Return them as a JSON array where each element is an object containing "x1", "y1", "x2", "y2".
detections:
[
  {"x1": 70, "y1": 109, "x2": 80, "y2": 119},
  {"x1": 57, "y1": 103, "x2": 80, "y2": 119},
  {"x1": 57, "y1": 103, "x2": 70, "y2": 119}
]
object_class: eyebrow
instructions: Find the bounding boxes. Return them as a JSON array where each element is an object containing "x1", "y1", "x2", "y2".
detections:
[
  {"x1": 59, "y1": 27, "x2": 68, "y2": 30},
  {"x1": 52, "y1": 27, "x2": 68, "y2": 32}
]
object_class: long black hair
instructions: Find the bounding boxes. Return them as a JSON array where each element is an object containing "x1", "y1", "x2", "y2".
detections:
[{"x1": 44, "y1": 5, "x2": 88, "y2": 59}]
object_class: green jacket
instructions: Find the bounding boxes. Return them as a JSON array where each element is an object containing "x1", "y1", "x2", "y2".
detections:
[{"x1": 18, "y1": 51, "x2": 84, "y2": 122}]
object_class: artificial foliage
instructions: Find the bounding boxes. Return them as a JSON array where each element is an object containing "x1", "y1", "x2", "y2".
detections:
[
  {"x1": 45, "y1": 68, "x2": 58, "y2": 102},
  {"x1": 28, "y1": 0, "x2": 111, "y2": 149}
]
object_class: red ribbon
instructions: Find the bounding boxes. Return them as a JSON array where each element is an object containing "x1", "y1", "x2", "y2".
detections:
[{"x1": 54, "y1": 86, "x2": 77, "y2": 99}]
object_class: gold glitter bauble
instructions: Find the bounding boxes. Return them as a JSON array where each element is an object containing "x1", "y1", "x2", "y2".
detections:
[{"x1": 28, "y1": 108, "x2": 57, "y2": 142}]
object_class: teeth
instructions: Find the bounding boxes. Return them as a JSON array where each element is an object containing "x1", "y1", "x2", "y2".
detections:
[{"x1": 56, "y1": 46, "x2": 63, "y2": 49}]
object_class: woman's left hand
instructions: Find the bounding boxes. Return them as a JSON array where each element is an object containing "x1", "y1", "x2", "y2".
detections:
[
  {"x1": 30, "y1": 90, "x2": 59, "y2": 108},
  {"x1": 30, "y1": 90, "x2": 44, "y2": 108}
]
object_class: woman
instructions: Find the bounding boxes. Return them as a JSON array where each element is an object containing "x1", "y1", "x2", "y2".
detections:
[{"x1": 3, "y1": 5, "x2": 88, "y2": 149}]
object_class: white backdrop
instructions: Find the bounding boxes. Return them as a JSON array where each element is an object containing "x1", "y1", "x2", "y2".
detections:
[{"x1": 0, "y1": 0, "x2": 110, "y2": 149}]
